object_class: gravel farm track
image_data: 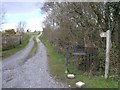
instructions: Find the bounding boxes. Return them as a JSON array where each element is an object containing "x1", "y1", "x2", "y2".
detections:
[{"x1": 2, "y1": 34, "x2": 65, "y2": 88}]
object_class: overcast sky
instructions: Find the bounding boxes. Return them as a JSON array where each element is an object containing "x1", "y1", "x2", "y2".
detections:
[{"x1": 2, "y1": 2, "x2": 46, "y2": 32}]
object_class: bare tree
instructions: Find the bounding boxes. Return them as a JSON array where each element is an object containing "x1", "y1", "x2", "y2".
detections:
[
  {"x1": 16, "y1": 21, "x2": 26, "y2": 33},
  {"x1": 0, "y1": 8, "x2": 6, "y2": 30}
]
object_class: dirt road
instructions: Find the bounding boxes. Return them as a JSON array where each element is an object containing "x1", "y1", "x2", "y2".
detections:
[{"x1": 2, "y1": 34, "x2": 65, "y2": 88}]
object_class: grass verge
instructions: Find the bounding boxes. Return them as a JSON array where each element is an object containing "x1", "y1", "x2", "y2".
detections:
[
  {"x1": 27, "y1": 35, "x2": 38, "y2": 58},
  {"x1": 2, "y1": 35, "x2": 30, "y2": 58},
  {"x1": 39, "y1": 35, "x2": 118, "y2": 88}
]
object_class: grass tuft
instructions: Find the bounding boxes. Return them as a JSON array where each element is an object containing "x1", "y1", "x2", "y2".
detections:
[{"x1": 27, "y1": 35, "x2": 38, "y2": 58}]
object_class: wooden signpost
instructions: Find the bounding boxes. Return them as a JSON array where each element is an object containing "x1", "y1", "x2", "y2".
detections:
[{"x1": 100, "y1": 30, "x2": 111, "y2": 79}]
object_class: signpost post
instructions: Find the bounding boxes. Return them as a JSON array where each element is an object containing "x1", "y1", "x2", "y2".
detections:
[
  {"x1": 65, "y1": 47, "x2": 69, "y2": 74},
  {"x1": 100, "y1": 30, "x2": 111, "y2": 79}
]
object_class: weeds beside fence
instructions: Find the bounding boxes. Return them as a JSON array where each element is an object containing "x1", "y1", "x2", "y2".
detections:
[
  {"x1": 2, "y1": 33, "x2": 26, "y2": 51},
  {"x1": 39, "y1": 35, "x2": 118, "y2": 88},
  {"x1": 2, "y1": 34, "x2": 30, "y2": 58}
]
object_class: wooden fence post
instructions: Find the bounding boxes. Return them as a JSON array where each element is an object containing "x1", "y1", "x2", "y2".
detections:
[{"x1": 65, "y1": 47, "x2": 69, "y2": 74}]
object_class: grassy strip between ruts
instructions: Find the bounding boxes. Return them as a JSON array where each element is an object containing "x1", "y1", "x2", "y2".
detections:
[
  {"x1": 27, "y1": 35, "x2": 38, "y2": 59},
  {"x1": 2, "y1": 35, "x2": 30, "y2": 59},
  {"x1": 39, "y1": 35, "x2": 118, "y2": 88}
]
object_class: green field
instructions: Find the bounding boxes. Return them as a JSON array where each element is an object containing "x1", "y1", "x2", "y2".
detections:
[{"x1": 39, "y1": 35, "x2": 118, "y2": 88}]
